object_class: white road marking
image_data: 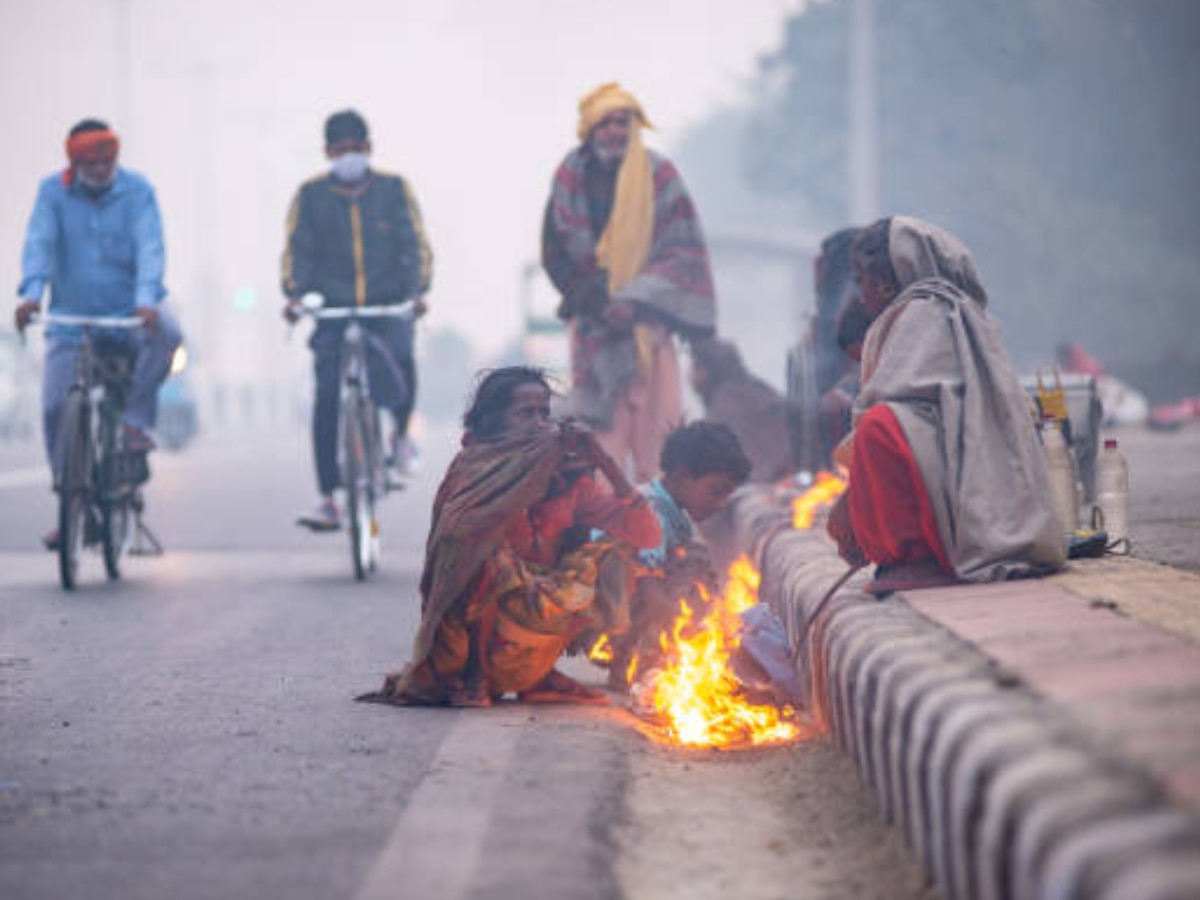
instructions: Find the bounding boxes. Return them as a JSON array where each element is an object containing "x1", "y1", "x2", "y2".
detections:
[{"x1": 354, "y1": 707, "x2": 526, "y2": 900}]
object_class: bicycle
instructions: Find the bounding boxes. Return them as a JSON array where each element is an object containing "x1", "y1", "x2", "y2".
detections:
[
  {"x1": 36, "y1": 312, "x2": 163, "y2": 590},
  {"x1": 295, "y1": 297, "x2": 415, "y2": 580}
]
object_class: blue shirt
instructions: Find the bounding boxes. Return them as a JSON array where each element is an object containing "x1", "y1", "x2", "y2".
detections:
[
  {"x1": 637, "y1": 478, "x2": 696, "y2": 571},
  {"x1": 18, "y1": 169, "x2": 167, "y2": 333}
]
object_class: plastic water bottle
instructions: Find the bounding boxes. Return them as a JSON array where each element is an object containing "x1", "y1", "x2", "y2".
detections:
[
  {"x1": 1042, "y1": 418, "x2": 1079, "y2": 535},
  {"x1": 1094, "y1": 438, "x2": 1130, "y2": 546}
]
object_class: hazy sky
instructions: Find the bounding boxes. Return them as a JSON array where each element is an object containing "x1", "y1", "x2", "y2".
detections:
[{"x1": 1, "y1": 0, "x2": 799, "y2": 376}]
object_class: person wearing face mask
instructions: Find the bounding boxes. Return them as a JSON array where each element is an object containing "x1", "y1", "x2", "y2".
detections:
[
  {"x1": 14, "y1": 118, "x2": 182, "y2": 551},
  {"x1": 541, "y1": 82, "x2": 717, "y2": 486},
  {"x1": 282, "y1": 109, "x2": 433, "y2": 532}
]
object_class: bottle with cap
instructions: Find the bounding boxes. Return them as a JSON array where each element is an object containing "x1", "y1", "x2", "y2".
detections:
[
  {"x1": 1041, "y1": 417, "x2": 1079, "y2": 535},
  {"x1": 1094, "y1": 437, "x2": 1130, "y2": 549}
]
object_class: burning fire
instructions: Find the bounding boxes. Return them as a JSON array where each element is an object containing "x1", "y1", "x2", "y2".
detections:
[
  {"x1": 630, "y1": 555, "x2": 806, "y2": 749},
  {"x1": 792, "y1": 470, "x2": 848, "y2": 529},
  {"x1": 588, "y1": 633, "x2": 614, "y2": 663}
]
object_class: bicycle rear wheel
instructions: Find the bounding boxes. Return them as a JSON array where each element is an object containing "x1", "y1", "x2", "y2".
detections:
[
  {"x1": 342, "y1": 395, "x2": 378, "y2": 581},
  {"x1": 57, "y1": 392, "x2": 91, "y2": 591}
]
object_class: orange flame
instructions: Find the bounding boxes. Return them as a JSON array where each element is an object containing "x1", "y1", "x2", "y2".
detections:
[
  {"x1": 588, "y1": 633, "x2": 613, "y2": 663},
  {"x1": 635, "y1": 555, "x2": 805, "y2": 749},
  {"x1": 792, "y1": 470, "x2": 848, "y2": 529}
]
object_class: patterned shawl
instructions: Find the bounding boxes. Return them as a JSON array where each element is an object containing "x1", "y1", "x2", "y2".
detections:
[
  {"x1": 543, "y1": 146, "x2": 716, "y2": 426},
  {"x1": 409, "y1": 430, "x2": 568, "y2": 662},
  {"x1": 853, "y1": 216, "x2": 1065, "y2": 581}
]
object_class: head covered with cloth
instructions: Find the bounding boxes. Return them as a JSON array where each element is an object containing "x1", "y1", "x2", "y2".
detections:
[
  {"x1": 62, "y1": 119, "x2": 120, "y2": 190},
  {"x1": 832, "y1": 216, "x2": 1064, "y2": 586}
]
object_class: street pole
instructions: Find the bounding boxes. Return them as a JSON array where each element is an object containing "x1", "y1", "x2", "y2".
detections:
[
  {"x1": 848, "y1": 0, "x2": 880, "y2": 223},
  {"x1": 109, "y1": 0, "x2": 135, "y2": 154}
]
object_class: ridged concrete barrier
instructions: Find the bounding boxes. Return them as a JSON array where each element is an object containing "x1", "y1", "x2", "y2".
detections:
[{"x1": 721, "y1": 488, "x2": 1200, "y2": 900}]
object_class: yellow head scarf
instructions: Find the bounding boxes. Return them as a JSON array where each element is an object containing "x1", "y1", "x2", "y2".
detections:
[
  {"x1": 576, "y1": 81, "x2": 652, "y2": 142},
  {"x1": 578, "y1": 82, "x2": 657, "y2": 373}
]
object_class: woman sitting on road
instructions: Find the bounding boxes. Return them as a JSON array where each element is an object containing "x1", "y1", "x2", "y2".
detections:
[
  {"x1": 368, "y1": 366, "x2": 661, "y2": 707},
  {"x1": 827, "y1": 216, "x2": 1065, "y2": 592}
]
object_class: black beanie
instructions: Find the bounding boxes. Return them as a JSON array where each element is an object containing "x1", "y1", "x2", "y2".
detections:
[{"x1": 324, "y1": 110, "x2": 369, "y2": 146}]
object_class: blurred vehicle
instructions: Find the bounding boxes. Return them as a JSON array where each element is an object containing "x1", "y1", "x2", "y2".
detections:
[
  {"x1": 0, "y1": 332, "x2": 38, "y2": 442},
  {"x1": 157, "y1": 344, "x2": 198, "y2": 451}
]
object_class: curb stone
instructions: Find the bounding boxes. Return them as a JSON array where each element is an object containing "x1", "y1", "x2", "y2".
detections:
[{"x1": 722, "y1": 488, "x2": 1200, "y2": 900}]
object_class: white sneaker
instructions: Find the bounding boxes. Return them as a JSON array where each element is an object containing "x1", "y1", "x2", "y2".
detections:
[
  {"x1": 390, "y1": 435, "x2": 421, "y2": 477},
  {"x1": 296, "y1": 498, "x2": 341, "y2": 532}
]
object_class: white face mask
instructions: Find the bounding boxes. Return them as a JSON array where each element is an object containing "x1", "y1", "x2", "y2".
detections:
[{"x1": 330, "y1": 152, "x2": 370, "y2": 183}]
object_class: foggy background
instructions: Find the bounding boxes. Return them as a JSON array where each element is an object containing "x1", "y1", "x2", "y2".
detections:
[{"x1": 2, "y1": 0, "x2": 1197, "y2": 436}]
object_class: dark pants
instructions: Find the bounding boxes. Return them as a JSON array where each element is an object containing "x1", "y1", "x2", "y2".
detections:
[{"x1": 310, "y1": 317, "x2": 415, "y2": 495}]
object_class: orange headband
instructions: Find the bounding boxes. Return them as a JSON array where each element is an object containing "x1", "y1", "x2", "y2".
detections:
[
  {"x1": 66, "y1": 130, "x2": 120, "y2": 165},
  {"x1": 62, "y1": 130, "x2": 119, "y2": 186}
]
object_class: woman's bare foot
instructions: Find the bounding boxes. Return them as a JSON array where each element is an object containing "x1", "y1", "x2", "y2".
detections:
[
  {"x1": 449, "y1": 675, "x2": 492, "y2": 708},
  {"x1": 518, "y1": 668, "x2": 610, "y2": 705}
]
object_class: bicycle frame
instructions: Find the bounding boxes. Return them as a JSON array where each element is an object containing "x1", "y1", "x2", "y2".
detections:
[
  {"x1": 299, "y1": 301, "x2": 414, "y2": 579},
  {"x1": 37, "y1": 313, "x2": 150, "y2": 589}
]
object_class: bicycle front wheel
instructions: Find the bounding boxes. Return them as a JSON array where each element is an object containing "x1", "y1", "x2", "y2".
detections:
[
  {"x1": 99, "y1": 417, "x2": 132, "y2": 580},
  {"x1": 102, "y1": 500, "x2": 131, "y2": 581},
  {"x1": 57, "y1": 392, "x2": 91, "y2": 591},
  {"x1": 342, "y1": 395, "x2": 378, "y2": 581}
]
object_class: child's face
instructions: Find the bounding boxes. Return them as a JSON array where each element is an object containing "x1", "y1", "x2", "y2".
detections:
[{"x1": 665, "y1": 470, "x2": 740, "y2": 523}]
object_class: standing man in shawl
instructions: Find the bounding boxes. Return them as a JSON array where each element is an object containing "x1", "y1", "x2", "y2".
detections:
[
  {"x1": 542, "y1": 82, "x2": 717, "y2": 484},
  {"x1": 827, "y1": 216, "x2": 1065, "y2": 593},
  {"x1": 15, "y1": 118, "x2": 182, "y2": 550}
]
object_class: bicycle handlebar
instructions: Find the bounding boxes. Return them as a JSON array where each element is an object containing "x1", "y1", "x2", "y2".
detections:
[
  {"x1": 35, "y1": 313, "x2": 144, "y2": 329},
  {"x1": 299, "y1": 301, "x2": 417, "y2": 322}
]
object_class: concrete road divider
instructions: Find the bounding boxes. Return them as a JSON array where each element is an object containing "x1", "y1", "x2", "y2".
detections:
[{"x1": 719, "y1": 487, "x2": 1200, "y2": 900}]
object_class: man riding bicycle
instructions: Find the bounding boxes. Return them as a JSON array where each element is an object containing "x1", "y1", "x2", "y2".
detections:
[
  {"x1": 14, "y1": 118, "x2": 182, "y2": 550},
  {"x1": 282, "y1": 109, "x2": 433, "y2": 532}
]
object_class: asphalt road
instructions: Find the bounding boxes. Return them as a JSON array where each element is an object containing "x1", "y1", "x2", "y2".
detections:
[
  {"x1": 2, "y1": 418, "x2": 1195, "y2": 900},
  {"x1": 1115, "y1": 423, "x2": 1200, "y2": 574},
  {"x1": 0, "y1": 421, "x2": 937, "y2": 900}
]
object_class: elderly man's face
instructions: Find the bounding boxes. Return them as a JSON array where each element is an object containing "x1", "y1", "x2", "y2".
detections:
[
  {"x1": 590, "y1": 110, "x2": 633, "y2": 167},
  {"x1": 78, "y1": 154, "x2": 117, "y2": 187}
]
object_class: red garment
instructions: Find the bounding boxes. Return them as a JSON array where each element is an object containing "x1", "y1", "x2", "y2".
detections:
[
  {"x1": 508, "y1": 471, "x2": 660, "y2": 567},
  {"x1": 848, "y1": 404, "x2": 950, "y2": 571}
]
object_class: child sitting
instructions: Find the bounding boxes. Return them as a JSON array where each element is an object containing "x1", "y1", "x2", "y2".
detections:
[{"x1": 604, "y1": 420, "x2": 751, "y2": 690}]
